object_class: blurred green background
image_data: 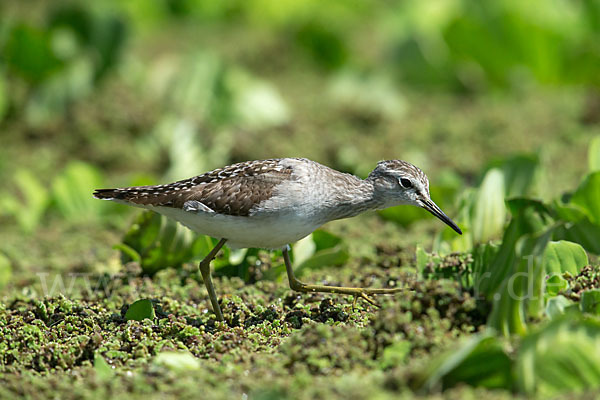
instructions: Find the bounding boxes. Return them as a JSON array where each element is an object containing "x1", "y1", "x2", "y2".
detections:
[
  {"x1": 1, "y1": 0, "x2": 599, "y2": 281},
  {"x1": 0, "y1": 0, "x2": 599, "y2": 276}
]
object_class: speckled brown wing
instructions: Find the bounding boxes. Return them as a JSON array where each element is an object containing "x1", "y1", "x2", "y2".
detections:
[{"x1": 93, "y1": 159, "x2": 296, "y2": 216}]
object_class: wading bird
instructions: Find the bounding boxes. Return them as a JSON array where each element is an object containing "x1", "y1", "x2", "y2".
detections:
[{"x1": 94, "y1": 158, "x2": 462, "y2": 321}]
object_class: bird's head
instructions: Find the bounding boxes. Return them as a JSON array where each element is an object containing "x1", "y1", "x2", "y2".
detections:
[{"x1": 367, "y1": 160, "x2": 462, "y2": 235}]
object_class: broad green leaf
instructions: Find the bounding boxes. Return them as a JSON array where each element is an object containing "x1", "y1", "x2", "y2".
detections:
[
  {"x1": 479, "y1": 200, "x2": 553, "y2": 297},
  {"x1": 93, "y1": 354, "x2": 113, "y2": 380},
  {"x1": 295, "y1": 246, "x2": 349, "y2": 276},
  {"x1": 163, "y1": 51, "x2": 223, "y2": 122},
  {"x1": 570, "y1": 172, "x2": 600, "y2": 225},
  {"x1": 52, "y1": 161, "x2": 105, "y2": 221},
  {"x1": 506, "y1": 198, "x2": 549, "y2": 217},
  {"x1": 470, "y1": 242, "x2": 500, "y2": 298},
  {"x1": 266, "y1": 231, "x2": 349, "y2": 279},
  {"x1": 580, "y1": 290, "x2": 600, "y2": 315},
  {"x1": 293, "y1": 231, "x2": 348, "y2": 275},
  {"x1": 26, "y1": 57, "x2": 94, "y2": 127},
  {"x1": 545, "y1": 274, "x2": 568, "y2": 297},
  {"x1": 471, "y1": 168, "x2": 506, "y2": 243},
  {"x1": 588, "y1": 136, "x2": 600, "y2": 172},
  {"x1": 125, "y1": 299, "x2": 155, "y2": 321},
  {"x1": 230, "y1": 68, "x2": 290, "y2": 129},
  {"x1": 433, "y1": 189, "x2": 474, "y2": 254},
  {"x1": 4, "y1": 24, "x2": 62, "y2": 83},
  {"x1": 491, "y1": 154, "x2": 541, "y2": 198},
  {"x1": 153, "y1": 351, "x2": 200, "y2": 372},
  {"x1": 487, "y1": 224, "x2": 554, "y2": 334},
  {"x1": 112, "y1": 243, "x2": 141, "y2": 263},
  {"x1": 542, "y1": 241, "x2": 587, "y2": 275},
  {"x1": 152, "y1": 116, "x2": 205, "y2": 182},
  {"x1": 413, "y1": 334, "x2": 512, "y2": 392},
  {"x1": 292, "y1": 235, "x2": 317, "y2": 267},
  {"x1": 554, "y1": 217, "x2": 600, "y2": 255},
  {"x1": 551, "y1": 199, "x2": 588, "y2": 225},
  {"x1": 229, "y1": 248, "x2": 248, "y2": 265},
  {"x1": 312, "y1": 230, "x2": 343, "y2": 251},
  {"x1": 1, "y1": 169, "x2": 49, "y2": 233},
  {"x1": 545, "y1": 295, "x2": 572, "y2": 319},
  {"x1": 120, "y1": 211, "x2": 215, "y2": 275},
  {"x1": 517, "y1": 316, "x2": 600, "y2": 396}
]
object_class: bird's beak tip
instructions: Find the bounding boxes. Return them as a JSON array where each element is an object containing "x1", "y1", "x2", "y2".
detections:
[{"x1": 421, "y1": 199, "x2": 462, "y2": 236}]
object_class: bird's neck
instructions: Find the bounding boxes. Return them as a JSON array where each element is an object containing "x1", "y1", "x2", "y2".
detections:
[{"x1": 321, "y1": 175, "x2": 385, "y2": 222}]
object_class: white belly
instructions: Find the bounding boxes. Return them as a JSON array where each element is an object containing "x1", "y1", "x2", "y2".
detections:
[{"x1": 152, "y1": 206, "x2": 320, "y2": 249}]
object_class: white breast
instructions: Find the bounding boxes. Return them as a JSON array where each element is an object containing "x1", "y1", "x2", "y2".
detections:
[{"x1": 152, "y1": 206, "x2": 320, "y2": 249}]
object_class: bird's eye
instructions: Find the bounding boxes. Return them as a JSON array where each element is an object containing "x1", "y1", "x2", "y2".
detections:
[{"x1": 399, "y1": 178, "x2": 413, "y2": 188}]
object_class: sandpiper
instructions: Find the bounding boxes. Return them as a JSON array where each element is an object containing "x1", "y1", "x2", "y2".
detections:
[{"x1": 94, "y1": 158, "x2": 461, "y2": 321}]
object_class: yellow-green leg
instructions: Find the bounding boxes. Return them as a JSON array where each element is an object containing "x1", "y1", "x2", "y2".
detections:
[
  {"x1": 282, "y1": 246, "x2": 402, "y2": 306},
  {"x1": 199, "y1": 238, "x2": 227, "y2": 321}
]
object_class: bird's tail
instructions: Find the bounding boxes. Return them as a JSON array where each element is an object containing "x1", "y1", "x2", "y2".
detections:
[
  {"x1": 93, "y1": 186, "x2": 174, "y2": 206},
  {"x1": 93, "y1": 188, "x2": 126, "y2": 200}
]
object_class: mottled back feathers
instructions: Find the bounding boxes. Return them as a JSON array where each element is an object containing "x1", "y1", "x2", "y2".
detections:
[{"x1": 93, "y1": 159, "x2": 297, "y2": 216}]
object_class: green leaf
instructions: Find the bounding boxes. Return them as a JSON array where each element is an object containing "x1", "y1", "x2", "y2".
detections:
[
  {"x1": 545, "y1": 274, "x2": 568, "y2": 297},
  {"x1": 312, "y1": 229, "x2": 343, "y2": 251},
  {"x1": 1, "y1": 169, "x2": 49, "y2": 233},
  {"x1": 550, "y1": 199, "x2": 588, "y2": 223},
  {"x1": 52, "y1": 161, "x2": 105, "y2": 221},
  {"x1": 93, "y1": 354, "x2": 113, "y2": 380},
  {"x1": 413, "y1": 334, "x2": 512, "y2": 392},
  {"x1": 292, "y1": 235, "x2": 317, "y2": 268},
  {"x1": 230, "y1": 68, "x2": 290, "y2": 129},
  {"x1": 506, "y1": 198, "x2": 549, "y2": 217},
  {"x1": 580, "y1": 290, "x2": 600, "y2": 315},
  {"x1": 471, "y1": 242, "x2": 500, "y2": 298},
  {"x1": 545, "y1": 295, "x2": 572, "y2": 319},
  {"x1": 433, "y1": 189, "x2": 474, "y2": 254},
  {"x1": 153, "y1": 351, "x2": 200, "y2": 372},
  {"x1": 487, "y1": 222, "x2": 555, "y2": 335},
  {"x1": 588, "y1": 136, "x2": 600, "y2": 172},
  {"x1": 294, "y1": 246, "x2": 349, "y2": 276},
  {"x1": 125, "y1": 299, "x2": 155, "y2": 321},
  {"x1": 554, "y1": 217, "x2": 600, "y2": 255},
  {"x1": 542, "y1": 241, "x2": 587, "y2": 275},
  {"x1": 4, "y1": 24, "x2": 62, "y2": 83},
  {"x1": 570, "y1": 172, "x2": 600, "y2": 225},
  {"x1": 471, "y1": 168, "x2": 506, "y2": 243},
  {"x1": 517, "y1": 316, "x2": 600, "y2": 395},
  {"x1": 112, "y1": 243, "x2": 141, "y2": 263},
  {"x1": 492, "y1": 154, "x2": 541, "y2": 198},
  {"x1": 289, "y1": 231, "x2": 349, "y2": 276},
  {"x1": 120, "y1": 211, "x2": 214, "y2": 275}
]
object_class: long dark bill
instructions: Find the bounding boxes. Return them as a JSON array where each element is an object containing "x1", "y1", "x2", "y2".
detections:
[{"x1": 422, "y1": 199, "x2": 462, "y2": 235}]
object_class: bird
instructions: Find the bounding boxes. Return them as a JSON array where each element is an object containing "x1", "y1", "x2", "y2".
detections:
[{"x1": 94, "y1": 158, "x2": 462, "y2": 321}]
